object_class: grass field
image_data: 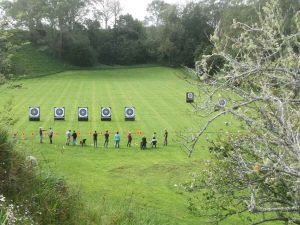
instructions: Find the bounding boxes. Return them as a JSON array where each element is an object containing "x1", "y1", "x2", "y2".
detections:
[{"x1": 0, "y1": 66, "x2": 240, "y2": 224}]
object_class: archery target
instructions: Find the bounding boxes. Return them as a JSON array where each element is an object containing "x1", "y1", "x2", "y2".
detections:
[
  {"x1": 101, "y1": 107, "x2": 111, "y2": 117},
  {"x1": 29, "y1": 107, "x2": 40, "y2": 121},
  {"x1": 54, "y1": 107, "x2": 65, "y2": 119},
  {"x1": 186, "y1": 92, "x2": 194, "y2": 103},
  {"x1": 125, "y1": 107, "x2": 135, "y2": 121},
  {"x1": 125, "y1": 107, "x2": 135, "y2": 118},
  {"x1": 219, "y1": 99, "x2": 227, "y2": 107},
  {"x1": 78, "y1": 107, "x2": 88, "y2": 120}
]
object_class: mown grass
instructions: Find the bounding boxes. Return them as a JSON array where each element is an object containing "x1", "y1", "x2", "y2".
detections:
[{"x1": 0, "y1": 66, "x2": 242, "y2": 224}]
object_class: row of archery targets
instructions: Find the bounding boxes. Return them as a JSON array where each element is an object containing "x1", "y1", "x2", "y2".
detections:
[
  {"x1": 28, "y1": 107, "x2": 135, "y2": 121},
  {"x1": 28, "y1": 93, "x2": 199, "y2": 122}
]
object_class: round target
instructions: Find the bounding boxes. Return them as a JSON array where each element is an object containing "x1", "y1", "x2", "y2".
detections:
[
  {"x1": 125, "y1": 107, "x2": 135, "y2": 118},
  {"x1": 29, "y1": 107, "x2": 40, "y2": 120},
  {"x1": 101, "y1": 107, "x2": 111, "y2": 117},
  {"x1": 127, "y1": 108, "x2": 134, "y2": 116},
  {"x1": 78, "y1": 107, "x2": 88, "y2": 118},
  {"x1": 186, "y1": 92, "x2": 194, "y2": 103},
  {"x1": 54, "y1": 107, "x2": 65, "y2": 120},
  {"x1": 187, "y1": 92, "x2": 194, "y2": 99},
  {"x1": 103, "y1": 108, "x2": 110, "y2": 116},
  {"x1": 56, "y1": 108, "x2": 64, "y2": 116},
  {"x1": 80, "y1": 109, "x2": 87, "y2": 116},
  {"x1": 219, "y1": 99, "x2": 227, "y2": 107},
  {"x1": 31, "y1": 108, "x2": 39, "y2": 116}
]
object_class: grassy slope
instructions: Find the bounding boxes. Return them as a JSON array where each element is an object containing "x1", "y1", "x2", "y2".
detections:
[
  {"x1": 0, "y1": 67, "x2": 242, "y2": 224},
  {"x1": 13, "y1": 44, "x2": 68, "y2": 77}
]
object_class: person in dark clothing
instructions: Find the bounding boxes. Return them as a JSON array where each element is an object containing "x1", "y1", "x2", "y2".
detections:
[
  {"x1": 48, "y1": 128, "x2": 53, "y2": 144},
  {"x1": 127, "y1": 132, "x2": 132, "y2": 147},
  {"x1": 72, "y1": 131, "x2": 77, "y2": 145},
  {"x1": 93, "y1": 131, "x2": 98, "y2": 148},
  {"x1": 164, "y1": 129, "x2": 168, "y2": 146},
  {"x1": 104, "y1": 130, "x2": 109, "y2": 148},
  {"x1": 39, "y1": 127, "x2": 46, "y2": 143},
  {"x1": 140, "y1": 136, "x2": 147, "y2": 150}
]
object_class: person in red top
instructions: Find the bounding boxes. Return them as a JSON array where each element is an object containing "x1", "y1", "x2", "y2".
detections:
[{"x1": 127, "y1": 131, "x2": 132, "y2": 147}]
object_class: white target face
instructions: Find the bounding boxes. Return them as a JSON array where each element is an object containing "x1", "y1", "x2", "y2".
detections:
[
  {"x1": 125, "y1": 107, "x2": 135, "y2": 118},
  {"x1": 101, "y1": 107, "x2": 111, "y2": 117},
  {"x1": 54, "y1": 107, "x2": 65, "y2": 118},
  {"x1": 219, "y1": 99, "x2": 227, "y2": 107},
  {"x1": 187, "y1": 92, "x2": 194, "y2": 99},
  {"x1": 78, "y1": 107, "x2": 88, "y2": 118},
  {"x1": 29, "y1": 107, "x2": 40, "y2": 118}
]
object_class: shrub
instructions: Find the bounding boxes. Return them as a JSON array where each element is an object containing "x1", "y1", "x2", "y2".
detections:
[{"x1": 0, "y1": 127, "x2": 81, "y2": 225}]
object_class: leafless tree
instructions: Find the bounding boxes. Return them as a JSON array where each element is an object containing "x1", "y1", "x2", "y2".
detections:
[{"x1": 91, "y1": 0, "x2": 121, "y2": 29}]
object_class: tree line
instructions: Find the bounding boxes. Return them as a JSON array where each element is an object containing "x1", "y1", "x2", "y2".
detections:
[{"x1": 2, "y1": 0, "x2": 298, "y2": 68}]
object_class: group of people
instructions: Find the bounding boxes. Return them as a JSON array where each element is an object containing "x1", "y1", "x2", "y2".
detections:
[{"x1": 39, "y1": 127, "x2": 168, "y2": 149}]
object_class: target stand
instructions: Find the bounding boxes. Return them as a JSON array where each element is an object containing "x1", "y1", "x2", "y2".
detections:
[
  {"x1": 186, "y1": 92, "x2": 194, "y2": 103},
  {"x1": 78, "y1": 107, "x2": 88, "y2": 121},
  {"x1": 101, "y1": 107, "x2": 112, "y2": 121},
  {"x1": 125, "y1": 107, "x2": 135, "y2": 121},
  {"x1": 29, "y1": 107, "x2": 40, "y2": 121},
  {"x1": 54, "y1": 107, "x2": 65, "y2": 120}
]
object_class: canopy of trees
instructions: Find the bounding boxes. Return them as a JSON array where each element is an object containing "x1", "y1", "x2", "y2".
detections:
[{"x1": 1, "y1": 0, "x2": 299, "y2": 68}]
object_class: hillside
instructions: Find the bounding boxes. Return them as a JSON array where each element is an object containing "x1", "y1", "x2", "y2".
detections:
[{"x1": 13, "y1": 44, "x2": 69, "y2": 78}]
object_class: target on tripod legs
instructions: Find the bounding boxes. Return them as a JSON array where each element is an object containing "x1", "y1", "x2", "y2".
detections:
[
  {"x1": 101, "y1": 107, "x2": 111, "y2": 121},
  {"x1": 219, "y1": 99, "x2": 227, "y2": 107},
  {"x1": 125, "y1": 107, "x2": 135, "y2": 121},
  {"x1": 54, "y1": 107, "x2": 65, "y2": 120},
  {"x1": 78, "y1": 107, "x2": 88, "y2": 121},
  {"x1": 186, "y1": 92, "x2": 194, "y2": 103},
  {"x1": 29, "y1": 107, "x2": 40, "y2": 121}
]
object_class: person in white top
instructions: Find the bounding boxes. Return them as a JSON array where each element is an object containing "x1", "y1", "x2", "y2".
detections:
[{"x1": 66, "y1": 130, "x2": 71, "y2": 145}]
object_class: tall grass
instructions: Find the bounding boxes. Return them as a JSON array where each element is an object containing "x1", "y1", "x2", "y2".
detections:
[{"x1": 0, "y1": 127, "x2": 82, "y2": 225}]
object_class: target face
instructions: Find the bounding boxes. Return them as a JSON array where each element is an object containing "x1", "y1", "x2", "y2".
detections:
[
  {"x1": 29, "y1": 107, "x2": 40, "y2": 118},
  {"x1": 78, "y1": 107, "x2": 88, "y2": 118},
  {"x1": 186, "y1": 92, "x2": 194, "y2": 103},
  {"x1": 54, "y1": 107, "x2": 65, "y2": 119},
  {"x1": 219, "y1": 99, "x2": 227, "y2": 107},
  {"x1": 101, "y1": 107, "x2": 111, "y2": 117},
  {"x1": 187, "y1": 92, "x2": 194, "y2": 99},
  {"x1": 125, "y1": 107, "x2": 135, "y2": 118}
]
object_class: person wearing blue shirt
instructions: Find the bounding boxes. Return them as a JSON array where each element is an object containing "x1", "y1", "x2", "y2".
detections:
[{"x1": 114, "y1": 131, "x2": 120, "y2": 148}]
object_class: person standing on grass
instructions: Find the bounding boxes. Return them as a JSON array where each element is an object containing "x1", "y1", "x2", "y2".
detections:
[
  {"x1": 114, "y1": 131, "x2": 120, "y2": 148},
  {"x1": 104, "y1": 130, "x2": 109, "y2": 148},
  {"x1": 93, "y1": 131, "x2": 98, "y2": 148},
  {"x1": 127, "y1": 131, "x2": 132, "y2": 147},
  {"x1": 39, "y1": 127, "x2": 46, "y2": 144},
  {"x1": 141, "y1": 136, "x2": 147, "y2": 150},
  {"x1": 48, "y1": 128, "x2": 53, "y2": 144},
  {"x1": 151, "y1": 132, "x2": 157, "y2": 148},
  {"x1": 72, "y1": 130, "x2": 77, "y2": 145},
  {"x1": 164, "y1": 129, "x2": 168, "y2": 146},
  {"x1": 66, "y1": 130, "x2": 71, "y2": 145}
]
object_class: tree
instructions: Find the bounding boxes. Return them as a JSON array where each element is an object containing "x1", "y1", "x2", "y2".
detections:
[
  {"x1": 114, "y1": 14, "x2": 148, "y2": 64},
  {"x1": 91, "y1": 0, "x2": 121, "y2": 29},
  {"x1": 146, "y1": 0, "x2": 168, "y2": 26},
  {"x1": 111, "y1": 0, "x2": 122, "y2": 28},
  {"x1": 0, "y1": 12, "x2": 18, "y2": 84},
  {"x1": 180, "y1": 0, "x2": 300, "y2": 224}
]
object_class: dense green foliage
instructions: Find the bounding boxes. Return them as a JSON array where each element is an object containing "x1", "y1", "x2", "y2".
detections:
[{"x1": 1, "y1": 0, "x2": 299, "y2": 70}]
